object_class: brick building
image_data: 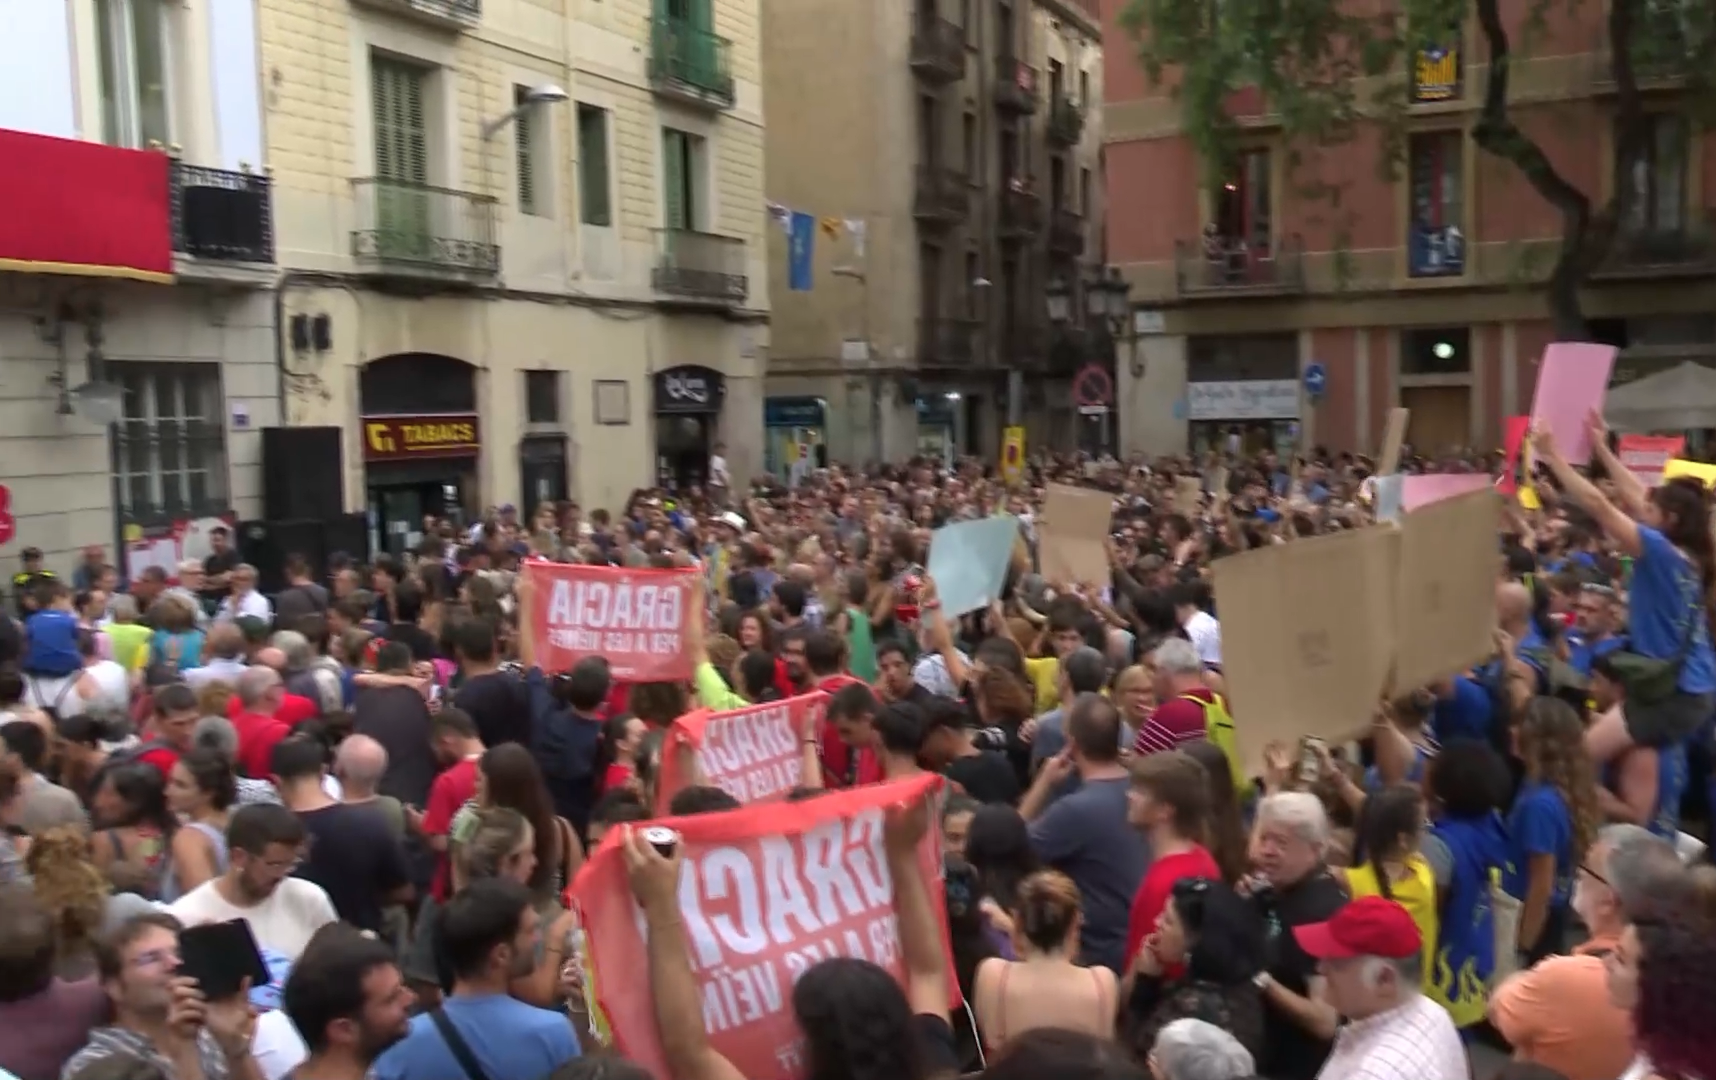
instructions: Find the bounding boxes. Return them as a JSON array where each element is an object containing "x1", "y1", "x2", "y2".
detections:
[{"x1": 1102, "y1": 1, "x2": 1716, "y2": 458}]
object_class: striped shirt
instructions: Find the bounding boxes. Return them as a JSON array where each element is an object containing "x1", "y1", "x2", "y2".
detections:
[
  {"x1": 61, "y1": 1026, "x2": 230, "y2": 1080},
  {"x1": 1314, "y1": 993, "x2": 1467, "y2": 1080}
]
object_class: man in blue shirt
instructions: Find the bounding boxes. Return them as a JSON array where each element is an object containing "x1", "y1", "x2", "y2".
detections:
[{"x1": 373, "y1": 879, "x2": 580, "y2": 1080}]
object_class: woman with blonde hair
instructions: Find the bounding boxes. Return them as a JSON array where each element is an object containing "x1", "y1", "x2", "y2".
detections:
[
  {"x1": 971, "y1": 869, "x2": 1117, "y2": 1054},
  {"x1": 24, "y1": 826, "x2": 150, "y2": 979},
  {"x1": 1510, "y1": 696, "x2": 1602, "y2": 963}
]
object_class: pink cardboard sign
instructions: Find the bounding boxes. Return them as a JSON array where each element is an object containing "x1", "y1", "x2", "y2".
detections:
[
  {"x1": 1529, "y1": 342, "x2": 1618, "y2": 464},
  {"x1": 1402, "y1": 473, "x2": 1493, "y2": 512}
]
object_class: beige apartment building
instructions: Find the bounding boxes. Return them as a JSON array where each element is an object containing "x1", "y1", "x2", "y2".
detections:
[
  {"x1": 760, "y1": 0, "x2": 1106, "y2": 472},
  {"x1": 260, "y1": 0, "x2": 769, "y2": 547}
]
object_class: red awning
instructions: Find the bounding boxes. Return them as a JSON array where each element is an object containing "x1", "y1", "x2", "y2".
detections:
[{"x1": 0, "y1": 128, "x2": 173, "y2": 284}]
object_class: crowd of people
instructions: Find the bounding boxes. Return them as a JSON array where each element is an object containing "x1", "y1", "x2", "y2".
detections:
[{"x1": 0, "y1": 416, "x2": 1713, "y2": 1080}]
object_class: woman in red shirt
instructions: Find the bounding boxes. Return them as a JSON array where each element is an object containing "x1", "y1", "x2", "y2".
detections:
[{"x1": 597, "y1": 714, "x2": 648, "y2": 794}]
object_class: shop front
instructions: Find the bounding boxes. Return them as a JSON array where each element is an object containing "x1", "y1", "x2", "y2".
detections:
[
  {"x1": 360, "y1": 353, "x2": 480, "y2": 557},
  {"x1": 520, "y1": 434, "x2": 569, "y2": 512},
  {"x1": 764, "y1": 396, "x2": 827, "y2": 482},
  {"x1": 654, "y1": 364, "x2": 725, "y2": 491},
  {"x1": 916, "y1": 396, "x2": 958, "y2": 467},
  {"x1": 1185, "y1": 379, "x2": 1301, "y2": 457}
]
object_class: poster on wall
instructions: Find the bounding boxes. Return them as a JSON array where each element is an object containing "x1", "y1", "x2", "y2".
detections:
[{"x1": 123, "y1": 514, "x2": 236, "y2": 585}]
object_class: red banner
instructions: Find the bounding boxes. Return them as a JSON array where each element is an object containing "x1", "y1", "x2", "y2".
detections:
[
  {"x1": 1498, "y1": 414, "x2": 1529, "y2": 495},
  {"x1": 569, "y1": 774, "x2": 956, "y2": 1080},
  {"x1": 523, "y1": 562, "x2": 697, "y2": 680},
  {"x1": 1616, "y1": 434, "x2": 1684, "y2": 489},
  {"x1": 0, "y1": 129, "x2": 172, "y2": 283},
  {"x1": 655, "y1": 692, "x2": 829, "y2": 813}
]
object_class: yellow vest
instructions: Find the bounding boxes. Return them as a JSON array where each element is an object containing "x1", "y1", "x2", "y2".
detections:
[{"x1": 1343, "y1": 855, "x2": 1438, "y2": 989}]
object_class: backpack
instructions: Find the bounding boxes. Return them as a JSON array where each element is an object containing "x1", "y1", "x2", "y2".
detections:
[{"x1": 1177, "y1": 691, "x2": 1248, "y2": 796}]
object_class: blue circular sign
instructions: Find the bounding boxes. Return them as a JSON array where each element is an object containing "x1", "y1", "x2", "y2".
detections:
[{"x1": 1303, "y1": 362, "x2": 1328, "y2": 401}]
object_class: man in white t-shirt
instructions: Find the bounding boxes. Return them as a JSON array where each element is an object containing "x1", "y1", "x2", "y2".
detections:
[
  {"x1": 709, "y1": 441, "x2": 731, "y2": 505},
  {"x1": 169, "y1": 803, "x2": 336, "y2": 961},
  {"x1": 1170, "y1": 582, "x2": 1223, "y2": 669}
]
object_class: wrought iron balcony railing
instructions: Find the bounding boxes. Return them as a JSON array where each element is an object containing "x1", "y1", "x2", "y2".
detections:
[
  {"x1": 993, "y1": 55, "x2": 1038, "y2": 113},
  {"x1": 350, "y1": 178, "x2": 499, "y2": 278},
  {"x1": 998, "y1": 180, "x2": 1043, "y2": 241},
  {"x1": 170, "y1": 161, "x2": 274, "y2": 264},
  {"x1": 910, "y1": 17, "x2": 966, "y2": 84},
  {"x1": 653, "y1": 227, "x2": 748, "y2": 302},
  {"x1": 914, "y1": 166, "x2": 970, "y2": 226},
  {"x1": 1594, "y1": 216, "x2": 1716, "y2": 279},
  {"x1": 650, "y1": 16, "x2": 737, "y2": 109},
  {"x1": 349, "y1": 0, "x2": 480, "y2": 31},
  {"x1": 1047, "y1": 207, "x2": 1085, "y2": 256},
  {"x1": 1174, "y1": 233, "x2": 1307, "y2": 295},
  {"x1": 1046, "y1": 95, "x2": 1084, "y2": 145}
]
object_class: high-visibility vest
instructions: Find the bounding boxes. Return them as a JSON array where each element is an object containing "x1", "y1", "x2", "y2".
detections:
[{"x1": 1179, "y1": 691, "x2": 1246, "y2": 795}]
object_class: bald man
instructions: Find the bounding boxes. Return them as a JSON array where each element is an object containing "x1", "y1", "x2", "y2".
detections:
[
  {"x1": 226, "y1": 650, "x2": 321, "y2": 734},
  {"x1": 183, "y1": 622, "x2": 248, "y2": 689}
]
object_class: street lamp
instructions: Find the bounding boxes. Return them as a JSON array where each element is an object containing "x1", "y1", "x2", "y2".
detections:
[{"x1": 480, "y1": 84, "x2": 570, "y2": 140}]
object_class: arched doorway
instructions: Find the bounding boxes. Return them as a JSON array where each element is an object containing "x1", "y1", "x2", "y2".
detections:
[{"x1": 360, "y1": 353, "x2": 480, "y2": 557}]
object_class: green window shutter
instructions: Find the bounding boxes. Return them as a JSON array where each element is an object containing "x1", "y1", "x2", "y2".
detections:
[
  {"x1": 515, "y1": 87, "x2": 537, "y2": 215},
  {"x1": 371, "y1": 56, "x2": 430, "y2": 259},
  {"x1": 662, "y1": 128, "x2": 688, "y2": 230},
  {"x1": 577, "y1": 104, "x2": 612, "y2": 226}
]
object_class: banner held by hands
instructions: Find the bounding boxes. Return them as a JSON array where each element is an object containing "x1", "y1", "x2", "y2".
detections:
[{"x1": 522, "y1": 562, "x2": 698, "y2": 680}]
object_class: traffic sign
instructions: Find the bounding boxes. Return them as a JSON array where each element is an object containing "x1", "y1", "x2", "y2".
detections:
[
  {"x1": 1303, "y1": 362, "x2": 1328, "y2": 401},
  {"x1": 1073, "y1": 363, "x2": 1114, "y2": 409}
]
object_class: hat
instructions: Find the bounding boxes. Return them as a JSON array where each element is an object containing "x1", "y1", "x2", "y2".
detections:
[
  {"x1": 1292, "y1": 896, "x2": 1421, "y2": 960},
  {"x1": 719, "y1": 511, "x2": 746, "y2": 530}
]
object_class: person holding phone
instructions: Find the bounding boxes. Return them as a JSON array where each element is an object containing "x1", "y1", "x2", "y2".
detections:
[{"x1": 61, "y1": 912, "x2": 260, "y2": 1080}]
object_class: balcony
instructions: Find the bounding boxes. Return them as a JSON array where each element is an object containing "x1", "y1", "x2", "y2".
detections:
[
  {"x1": 350, "y1": 178, "x2": 499, "y2": 281},
  {"x1": 1174, "y1": 233, "x2": 1307, "y2": 296},
  {"x1": 1047, "y1": 207, "x2": 1085, "y2": 256},
  {"x1": 910, "y1": 17, "x2": 966, "y2": 85},
  {"x1": 1408, "y1": 224, "x2": 1465, "y2": 278},
  {"x1": 993, "y1": 56, "x2": 1038, "y2": 114},
  {"x1": 918, "y1": 316, "x2": 979, "y2": 369},
  {"x1": 914, "y1": 166, "x2": 970, "y2": 227},
  {"x1": 1593, "y1": 217, "x2": 1716, "y2": 280},
  {"x1": 1591, "y1": 20, "x2": 1696, "y2": 90},
  {"x1": 650, "y1": 17, "x2": 736, "y2": 110},
  {"x1": 652, "y1": 228, "x2": 748, "y2": 304},
  {"x1": 169, "y1": 161, "x2": 274, "y2": 276},
  {"x1": 998, "y1": 180, "x2": 1043, "y2": 242},
  {"x1": 349, "y1": 0, "x2": 480, "y2": 31},
  {"x1": 1046, "y1": 95, "x2": 1084, "y2": 145}
]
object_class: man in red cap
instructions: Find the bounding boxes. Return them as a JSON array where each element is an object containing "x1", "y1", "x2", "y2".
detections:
[{"x1": 1292, "y1": 896, "x2": 1466, "y2": 1080}]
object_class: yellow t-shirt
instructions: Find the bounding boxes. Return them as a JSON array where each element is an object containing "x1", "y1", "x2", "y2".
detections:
[
  {"x1": 1343, "y1": 855, "x2": 1438, "y2": 988},
  {"x1": 105, "y1": 622, "x2": 153, "y2": 672},
  {"x1": 1024, "y1": 656, "x2": 1059, "y2": 714}
]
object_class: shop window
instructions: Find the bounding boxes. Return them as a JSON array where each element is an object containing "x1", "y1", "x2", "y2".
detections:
[
  {"x1": 1402, "y1": 326, "x2": 1471, "y2": 376},
  {"x1": 525, "y1": 370, "x2": 561, "y2": 424},
  {"x1": 1408, "y1": 131, "x2": 1465, "y2": 277},
  {"x1": 1622, "y1": 113, "x2": 1688, "y2": 235},
  {"x1": 112, "y1": 363, "x2": 228, "y2": 522}
]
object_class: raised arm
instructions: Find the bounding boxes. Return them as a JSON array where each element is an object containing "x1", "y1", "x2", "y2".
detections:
[{"x1": 1531, "y1": 423, "x2": 1643, "y2": 558}]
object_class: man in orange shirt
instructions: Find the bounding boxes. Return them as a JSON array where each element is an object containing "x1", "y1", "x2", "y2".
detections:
[{"x1": 1488, "y1": 824, "x2": 1684, "y2": 1080}]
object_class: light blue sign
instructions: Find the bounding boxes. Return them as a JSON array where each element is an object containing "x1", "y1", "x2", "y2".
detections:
[
  {"x1": 1303, "y1": 362, "x2": 1328, "y2": 401},
  {"x1": 927, "y1": 514, "x2": 1019, "y2": 617}
]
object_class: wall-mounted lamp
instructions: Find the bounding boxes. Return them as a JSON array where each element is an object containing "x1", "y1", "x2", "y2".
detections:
[{"x1": 481, "y1": 84, "x2": 570, "y2": 140}]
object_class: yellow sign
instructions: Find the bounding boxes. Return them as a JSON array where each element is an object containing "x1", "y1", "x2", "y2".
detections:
[
  {"x1": 1001, "y1": 426, "x2": 1026, "y2": 486},
  {"x1": 1412, "y1": 45, "x2": 1460, "y2": 102},
  {"x1": 1664, "y1": 458, "x2": 1716, "y2": 487}
]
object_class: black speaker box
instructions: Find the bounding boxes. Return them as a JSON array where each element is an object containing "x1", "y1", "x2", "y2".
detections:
[{"x1": 262, "y1": 426, "x2": 344, "y2": 523}]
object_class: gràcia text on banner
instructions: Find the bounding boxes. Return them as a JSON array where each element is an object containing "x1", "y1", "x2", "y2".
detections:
[
  {"x1": 630, "y1": 808, "x2": 903, "y2": 1050},
  {"x1": 695, "y1": 700, "x2": 821, "y2": 803},
  {"x1": 544, "y1": 577, "x2": 685, "y2": 654}
]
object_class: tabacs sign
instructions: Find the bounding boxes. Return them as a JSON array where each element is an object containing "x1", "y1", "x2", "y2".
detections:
[{"x1": 362, "y1": 414, "x2": 481, "y2": 461}]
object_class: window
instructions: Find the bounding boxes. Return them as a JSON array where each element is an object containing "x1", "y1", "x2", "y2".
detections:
[
  {"x1": 1050, "y1": 155, "x2": 1066, "y2": 209},
  {"x1": 964, "y1": 250, "x2": 979, "y2": 316},
  {"x1": 962, "y1": 113, "x2": 977, "y2": 175},
  {"x1": 920, "y1": 243, "x2": 943, "y2": 318},
  {"x1": 525, "y1": 370, "x2": 562, "y2": 424},
  {"x1": 514, "y1": 86, "x2": 545, "y2": 217},
  {"x1": 1079, "y1": 166, "x2": 1092, "y2": 215},
  {"x1": 1048, "y1": 58, "x2": 1064, "y2": 103},
  {"x1": 1623, "y1": 113, "x2": 1688, "y2": 233},
  {"x1": 1079, "y1": 69, "x2": 1090, "y2": 106},
  {"x1": 112, "y1": 364, "x2": 227, "y2": 521},
  {"x1": 96, "y1": 0, "x2": 174, "y2": 149},
  {"x1": 661, "y1": 127, "x2": 705, "y2": 230},
  {"x1": 1408, "y1": 131, "x2": 1464, "y2": 276},
  {"x1": 999, "y1": 125, "x2": 1020, "y2": 184},
  {"x1": 996, "y1": 0, "x2": 1014, "y2": 57},
  {"x1": 1212, "y1": 149, "x2": 1271, "y2": 252},
  {"x1": 1402, "y1": 327, "x2": 1471, "y2": 375},
  {"x1": 577, "y1": 104, "x2": 613, "y2": 226},
  {"x1": 373, "y1": 56, "x2": 429, "y2": 183}
]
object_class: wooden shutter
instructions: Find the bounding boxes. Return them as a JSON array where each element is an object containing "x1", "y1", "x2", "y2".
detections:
[
  {"x1": 577, "y1": 105, "x2": 612, "y2": 226},
  {"x1": 371, "y1": 57, "x2": 431, "y2": 258},
  {"x1": 515, "y1": 87, "x2": 537, "y2": 215},
  {"x1": 662, "y1": 128, "x2": 688, "y2": 231}
]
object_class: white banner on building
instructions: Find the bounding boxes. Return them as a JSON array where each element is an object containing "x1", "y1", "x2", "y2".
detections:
[{"x1": 1187, "y1": 379, "x2": 1301, "y2": 421}]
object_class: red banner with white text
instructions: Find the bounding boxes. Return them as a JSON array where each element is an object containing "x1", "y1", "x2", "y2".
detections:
[
  {"x1": 568, "y1": 774, "x2": 957, "y2": 1080},
  {"x1": 655, "y1": 692, "x2": 829, "y2": 814},
  {"x1": 1616, "y1": 434, "x2": 1684, "y2": 489},
  {"x1": 522, "y1": 562, "x2": 697, "y2": 680}
]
